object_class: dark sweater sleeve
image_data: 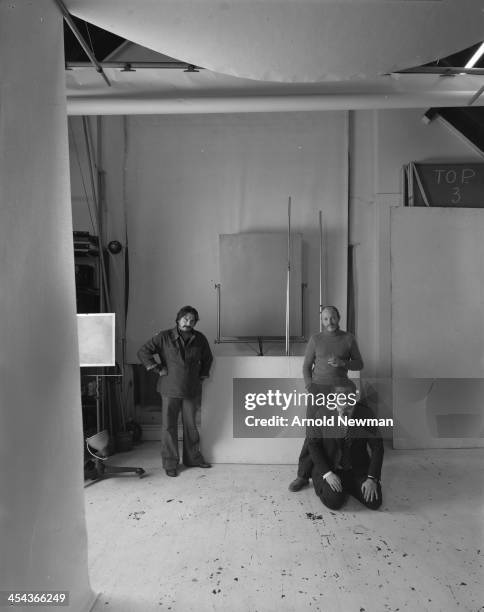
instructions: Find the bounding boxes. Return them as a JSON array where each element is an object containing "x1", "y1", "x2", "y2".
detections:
[
  {"x1": 302, "y1": 336, "x2": 316, "y2": 388},
  {"x1": 359, "y1": 404, "x2": 384, "y2": 480},
  {"x1": 137, "y1": 333, "x2": 165, "y2": 370},
  {"x1": 346, "y1": 334, "x2": 364, "y2": 371},
  {"x1": 307, "y1": 438, "x2": 331, "y2": 475},
  {"x1": 366, "y1": 433, "x2": 384, "y2": 480}
]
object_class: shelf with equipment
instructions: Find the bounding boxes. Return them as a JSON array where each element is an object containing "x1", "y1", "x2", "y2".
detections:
[
  {"x1": 74, "y1": 231, "x2": 102, "y2": 313},
  {"x1": 74, "y1": 232, "x2": 103, "y2": 472}
]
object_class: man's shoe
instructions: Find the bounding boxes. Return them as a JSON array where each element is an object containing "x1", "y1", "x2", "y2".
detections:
[
  {"x1": 195, "y1": 461, "x2": 212, "y2": 468},
  {"x1": 166, "y1": 469, "x2": 178, "y2": 477},
  {"x1": 288, "y1": 477, "x2": 309, "y2": 492}
]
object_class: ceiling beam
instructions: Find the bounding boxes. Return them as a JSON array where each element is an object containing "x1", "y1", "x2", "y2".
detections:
[
  {"x1": 53, "y1": 0, "x2": 111, "y2": 86},
  {"x1": 66, "y1": 61, "x2": 203, "y2": 71},
  {"x1": 66, "y1": 92, "x2": 484, "y2": 116},
  {"x1": 396, "y1": 66, "x2": 484, "y2": 77}
]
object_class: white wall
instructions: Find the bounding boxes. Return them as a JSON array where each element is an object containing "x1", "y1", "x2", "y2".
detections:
[
  {"x1": 350, "y1": 108, "x2": 482, "y2": 419},
  {"x1": 69, "y1": 107, "x2": 483, "y2": 422},
  {"x1": 115, "y1": 112, "x2": 350, "y2": 360},
  {"x1": 351, "y1": 109, "x2": 482, "y2": 374}
]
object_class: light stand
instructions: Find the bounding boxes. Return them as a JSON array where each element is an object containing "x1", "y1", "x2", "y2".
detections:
[{"x1": 84, "y1": 374, "x2": 145, "y2": 486}]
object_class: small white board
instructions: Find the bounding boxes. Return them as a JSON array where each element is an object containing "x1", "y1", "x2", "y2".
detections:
[{"x1": 77, "y1": 313, "x2": 115, "y2": 367}]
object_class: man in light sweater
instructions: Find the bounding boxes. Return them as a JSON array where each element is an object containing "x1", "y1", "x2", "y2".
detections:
[{"x1": 288, "y1": 305, "x2": 364, "y2": 492}]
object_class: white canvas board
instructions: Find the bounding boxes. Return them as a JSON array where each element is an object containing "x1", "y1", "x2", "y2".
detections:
[{"x1": 77, "y1": 313, "x2": 116, "y2": 367}]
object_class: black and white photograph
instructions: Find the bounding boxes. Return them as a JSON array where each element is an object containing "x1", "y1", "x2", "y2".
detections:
[{"x1": 1, "y1": 1, "x2": 484, "y2": 611}]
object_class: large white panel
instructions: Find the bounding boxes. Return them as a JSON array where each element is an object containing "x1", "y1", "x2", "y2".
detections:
[
  {"x1": 392, "y1": 207, "x2": 484, "y2": 379},
  {"x1": 391, "y1": 207, "x2": 484, "y2": 448},
  {"x1": 393, "y1": 378, "x2": 484, "y2": 449},
  {"x1": 220, "y1": 233, "x2": 302, "y2": 337}
]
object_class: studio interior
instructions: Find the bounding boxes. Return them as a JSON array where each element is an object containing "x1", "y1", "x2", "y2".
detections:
[{"x1": 2, "y1": 1, "x2": 484, "y2": 611}]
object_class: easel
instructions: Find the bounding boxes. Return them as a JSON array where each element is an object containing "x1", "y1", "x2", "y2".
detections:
[
  {"x1": 84, "y1": 373, "x2": 145, "y2": 485},
  {"x1": 79, "y1": 314, "x2": 145, "y2": 486}
]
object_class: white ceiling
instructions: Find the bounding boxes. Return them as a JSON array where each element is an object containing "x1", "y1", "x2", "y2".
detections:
[{"x1": 64, "y1": 0, "x2": 484, "y2": 114}]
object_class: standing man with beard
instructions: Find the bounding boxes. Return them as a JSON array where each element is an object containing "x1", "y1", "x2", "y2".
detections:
[
  {"x1": 288, "y1": 305, "x2": 364, "y2": 492},
  {"x1": 138, "y1": 306, "x2": 213, "y2": 477}
]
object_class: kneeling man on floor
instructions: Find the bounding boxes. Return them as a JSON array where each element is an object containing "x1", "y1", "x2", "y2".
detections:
[{"x1": 290, "y1": 382, "x2": 383, "y2": 510}]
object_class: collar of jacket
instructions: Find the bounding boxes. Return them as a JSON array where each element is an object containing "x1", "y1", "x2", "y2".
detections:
[{"x1": 170, "y1": 326, "x2": 196, "y2": 343}]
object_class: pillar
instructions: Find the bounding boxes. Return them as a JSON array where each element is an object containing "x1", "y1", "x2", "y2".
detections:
[{"x1": 0, "y1": 1, "x2": 95, "y2": 610}]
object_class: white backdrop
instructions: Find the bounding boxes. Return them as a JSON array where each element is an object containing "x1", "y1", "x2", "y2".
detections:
[
  {"x1": 66, "y1": 0, "x2": 484, "y2": 82},
  {"x1": 0, "y1": 1, "x2": 94, "y2": 608},
  {"x1": 392, "y1": 207, "x2": 484, "y2": 379},
  {"x1": 391, "y1": 207, "x2": 484, "y2": 448}
]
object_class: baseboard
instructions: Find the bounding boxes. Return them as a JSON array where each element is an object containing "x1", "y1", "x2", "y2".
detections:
[{"x1": 140, "y1": 423, "x2": 161, "y2": 440}]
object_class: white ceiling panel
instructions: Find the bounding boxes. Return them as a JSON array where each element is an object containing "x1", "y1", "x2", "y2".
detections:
[{"x1": 65, "y1": 0, "x2": 484, "y2": 82}]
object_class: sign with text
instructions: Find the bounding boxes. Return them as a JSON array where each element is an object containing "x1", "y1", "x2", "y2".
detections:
[{"x1": 407, "y1": 163, "x2": 484, "y2": 208}]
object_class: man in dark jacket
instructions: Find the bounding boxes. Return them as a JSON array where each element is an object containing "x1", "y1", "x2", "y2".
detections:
[
  {"x1": 137, "y1": 306, "x2": 213, "y2": 477},
  {"x1": 305, "y1": 382, "x2": 383, "y2": 510}
]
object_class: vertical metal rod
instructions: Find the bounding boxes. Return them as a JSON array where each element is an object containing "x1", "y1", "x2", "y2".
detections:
[
  {"x1": 215, "y1": 284, "x2": 221, "y2": 342},
  {"x1": 82, "y1": 116, "x2": 111, "y2": 311},
  {"x1": 53, "y1": 0, "x2": 111, "y2": 86},
  {"x1": 412, "y1": 163, "x2": 430, "y2": 206},
  {"x1": 468, "y1": 83, "x2": 484, "y2": 106},
  {"x1": 346, "y1": 111, "x2": 351, "y2": 330},
  {"x1": 301, "y1": 283, "x2": 307, "y2": 337},
  {"x1": 95, "y1": 375, "x2": 101, "y2": 433},
  {"x1": 122, "y1": 116, "x2": 129, "y2": 370},
  {"x1": 285, "y1": 197, "x2": 291, "y2": 356},
  {"x1": 319, "y1": 210, "x2": 323, "y2": 332}
]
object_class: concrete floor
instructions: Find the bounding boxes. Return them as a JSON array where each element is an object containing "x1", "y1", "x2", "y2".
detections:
[{"x1": 85, "y1": 443, "x2": 484, "y2": 612}]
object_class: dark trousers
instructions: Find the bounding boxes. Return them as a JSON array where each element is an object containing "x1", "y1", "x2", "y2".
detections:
[
  {"x1": 296, "y1": 382, "x2": 332, "y2": 479},
  {"x1": 312, "y1": 468, "x2": 382, "y2": 510},
  {"x1": 297, "y1": 438, "x2": 314, "y2": 479},
  {"x1": 160, "y1": 396, "x2": 204, "y2": 469}
]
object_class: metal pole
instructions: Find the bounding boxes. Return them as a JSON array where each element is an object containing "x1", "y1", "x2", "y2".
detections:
[
  {"x1": 319, "y1": 210, "x2": 323, "y2": 332},
  {"x1": 81, "y1": 116, "x2": 111, "y2": 311},
  {"x1": 53, "y1": 0, "x2": 111, "y2": 87},
  {"x1": 66, "y1": 61, "x2": 204, "y2": 71},
  {"x1": 468, "y1": 84, "x2": 484, "y2": 106},
  {"x1": 95, "y1": 375, "x2": 101, "y2": 433},
  {"x1": 215, "y1": 284, "x2": 221, "y2": 342},
  {"x1": 285, "y1": 197, "x2": 291, "y2": 356}
]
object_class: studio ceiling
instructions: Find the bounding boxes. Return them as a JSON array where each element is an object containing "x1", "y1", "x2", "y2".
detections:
[{"x1": 62, "y1": 0, "x2": 484, "y2": 114}]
